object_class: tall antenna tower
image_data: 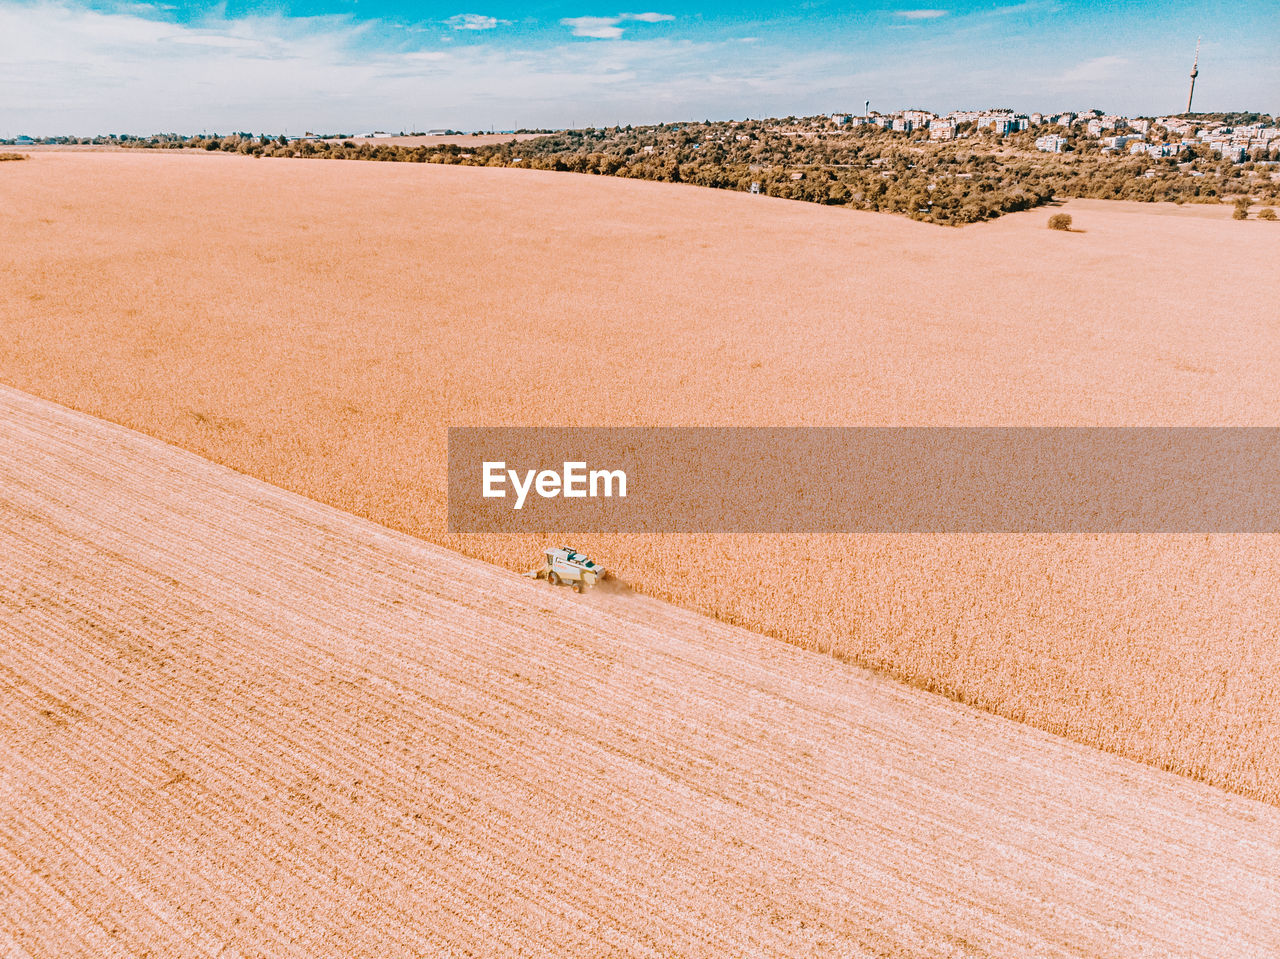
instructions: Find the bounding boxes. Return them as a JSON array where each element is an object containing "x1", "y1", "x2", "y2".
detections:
[{"x1": 1185, "y1": 37, "x2": 1200, "y2": 114}]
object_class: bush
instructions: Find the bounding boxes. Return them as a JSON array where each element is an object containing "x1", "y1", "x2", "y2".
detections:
[
  {"x1": 1259, "y1": 208, "x2": 1277, "y2": 221},
  {"x1": 1233, "y1": 199, "x2": 1250, "y2": 219},
  {"x1": 1047, "y1": 213, "x2": 1073, "y2": 231},
  {"x1": 0, "y1": 152, "x2": 28, "y2": 161}
]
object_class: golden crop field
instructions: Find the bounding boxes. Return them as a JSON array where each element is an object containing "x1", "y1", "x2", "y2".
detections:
[
  {"x1": 5, "y1": 384, "x2": 1280, "y2": 957},
  {"x1": 4, "y1": 150, "x2": 1279, "y2": 803}
]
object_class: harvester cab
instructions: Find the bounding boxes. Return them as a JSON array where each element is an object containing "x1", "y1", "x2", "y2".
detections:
[{"x1": 527, "y1": 547, "x2": 606, "y2": 593}]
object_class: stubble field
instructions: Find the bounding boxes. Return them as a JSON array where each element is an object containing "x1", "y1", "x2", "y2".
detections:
[{"x1": 3, "y1": 150, "x2": 1279, "y2": 802}]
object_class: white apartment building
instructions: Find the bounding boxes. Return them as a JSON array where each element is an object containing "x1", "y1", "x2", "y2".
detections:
[{"x1": 1035, "y1": 134, "x2": 1068, "y2": 153}]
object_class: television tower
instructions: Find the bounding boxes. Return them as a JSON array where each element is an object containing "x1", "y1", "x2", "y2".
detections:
[{"x1": 1185, "y1": 37, "x2": 1200, "y2": 114}]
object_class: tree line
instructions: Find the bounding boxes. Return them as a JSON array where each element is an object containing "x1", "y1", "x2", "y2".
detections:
[{"x1": 119, "y1": 118, "x2": 1280, "y2": 226}]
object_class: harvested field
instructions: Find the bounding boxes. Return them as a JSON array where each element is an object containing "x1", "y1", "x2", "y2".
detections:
[
  {"x1": 3, "y1": 385, "x2": 1280, "y2": 958},
  {"x1": 3, "y1": 151, "x2": 1280, "y2": 803}
]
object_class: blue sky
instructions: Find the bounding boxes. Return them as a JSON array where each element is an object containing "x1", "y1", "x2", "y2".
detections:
[{"x1": 1, "y1": 0, "x2": 1275, "y2": 135}]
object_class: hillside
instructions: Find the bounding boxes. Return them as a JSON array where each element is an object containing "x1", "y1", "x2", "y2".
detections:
[
  {"x1": 117, "y1": 117, "x2": 1280, "y2": 225},
  {"x1": 3, "y1": 385, "x2": 1280, "y2": 957},
  {"x1": 3, "y1": 151, "x2": 1280, "y2": 803}
]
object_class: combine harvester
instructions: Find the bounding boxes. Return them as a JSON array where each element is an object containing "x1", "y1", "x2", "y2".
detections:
[{"x1": 527, "y1": 547, "x2": 606, "y2": 593}]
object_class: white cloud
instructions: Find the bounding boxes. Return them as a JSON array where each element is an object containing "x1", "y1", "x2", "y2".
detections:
[
  {"x1": 987, "y1": 2, "x2": 1060, "y2": 15},
  {"x1": 1057, "y1": 54, "x2": 1130, "y2": 86},
  {"x1": 561, "y1": 16, "x2": 625, "y2": 39},
  {"x1": 561, "y1": 12, "x2": 674, "y2": 39},
  {"x1": 0, "y1": 1, "x2": 1270, "y2": 135},
  {"x1": 445, "y1": 14, "x2": 508, "y2": 31},
  {"x1": 0, "y1": 1, "x2": 716, "y2": 134},
  {"x1": 896, "y1": 9, "x2": 948, "y2": 19}
]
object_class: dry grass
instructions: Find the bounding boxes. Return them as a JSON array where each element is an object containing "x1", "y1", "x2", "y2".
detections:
[
  {"x1": 3, "y1": 151, "x2": 1280, "y2": 803},
  {"x1": 5, "y1": 384, "x2": 1280, "y2": 957}
]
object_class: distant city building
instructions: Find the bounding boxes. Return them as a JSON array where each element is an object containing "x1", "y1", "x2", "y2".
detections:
[
  {"x1": 1210, "y1": 142, "x2": 1248, "y2": 162},
  {"x1": 793, "y1": 105, "x2": 1278, "y2": 165},
  {"x1": 902, "y1": 110, "x2": 936, "y2": 126},
  {"x1": 1158, "y1": 117, "x2": 1195, "y2": 135},
  {"x1": 1035, "y1": 134, "x2": 1068, "y2": 153}
]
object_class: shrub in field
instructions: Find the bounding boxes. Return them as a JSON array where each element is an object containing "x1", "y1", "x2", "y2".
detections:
[
  {"x1": 1233, "y1": 199, "x2": 1250, "y2": 219},
  {"x1": 0, "y1": 153, "x2": 27, "y2": 162},
  {"x1": 1259, "y1": 208, "x2": 1277, "y2": 221},
  {"x1": 1048, "y1": 213, "x2": 1073, "y2": 231}
]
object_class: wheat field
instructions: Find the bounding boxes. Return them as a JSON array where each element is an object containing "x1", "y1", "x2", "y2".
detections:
[
  {"x1": 3, "y1": 150, "x2": 1279, "y2": 802},
  {"x1": 4, "y1": 384, "x2": 1280, "y2": 957}
]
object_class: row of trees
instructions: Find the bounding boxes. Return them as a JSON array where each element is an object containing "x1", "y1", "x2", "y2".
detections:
[{"x1": 124, "y1": 119, "x2": 1280, "y2": 226}]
